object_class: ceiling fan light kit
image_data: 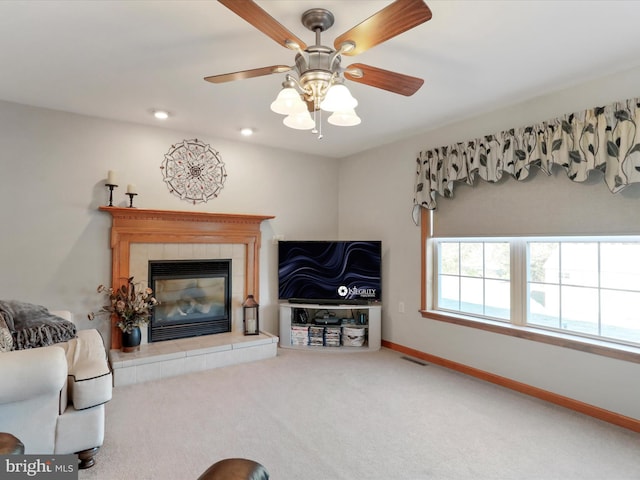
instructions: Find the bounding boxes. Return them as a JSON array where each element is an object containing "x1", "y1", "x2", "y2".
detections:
[
  {"x1": 209, "y1": 0, "x2": 432, "y2": 138},
  {"x1": 319, "y1": 83, "x2": 358, "y2": 112},
  {"x1": 328, "y1": 109, "x2": 361, "y2": 127},
  {"x1": 283, "y1": 110, "x2": 316, "y2": 130},
  {"x1": 270, "y1": 83, "x2": 307, "y2": 115}
]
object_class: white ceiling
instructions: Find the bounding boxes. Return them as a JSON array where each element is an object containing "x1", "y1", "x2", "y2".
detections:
[{"x1": 2, "y1": 0, "x2": 640, "y2": 159}]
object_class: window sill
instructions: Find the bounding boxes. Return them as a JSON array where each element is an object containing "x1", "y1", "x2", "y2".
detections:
[{"x1": 420, "y1": 310, "x2": 640, "y2": 364}]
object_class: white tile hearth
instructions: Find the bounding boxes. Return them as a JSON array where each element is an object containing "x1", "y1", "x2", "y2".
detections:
[{"x1": 109, "y1": 332, "x2": 279, "y2": 387}]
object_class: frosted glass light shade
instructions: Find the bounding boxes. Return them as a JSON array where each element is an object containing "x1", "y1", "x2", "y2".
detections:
[
  {"x1": 270, "y1": 88, "x2": 306, "y2": 115},
  {"x1": 283, "y1": 111, "x2": 315, "y2": 130},
  {"x1": 320, "y1": 84, "x2": 358, "y2": 112},
  {"x1": 328, "y1": 109, "x2": 361, "y2": 126}
]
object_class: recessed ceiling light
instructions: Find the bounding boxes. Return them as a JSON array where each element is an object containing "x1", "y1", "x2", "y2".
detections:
[
  {"x1": 240, "y1": 127, "x2": 254, "y2": 137},
  {"x1": 153, "y1": 110, "x2": 169, "y2": 120}
]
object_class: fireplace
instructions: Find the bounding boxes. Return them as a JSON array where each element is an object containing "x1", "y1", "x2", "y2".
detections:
[
  {"x1": 99, "y1": 207, "x2": 274, "y2": 349},
  {"x1": 148, "y1": 259, "x2": 232, "y2": 342}
]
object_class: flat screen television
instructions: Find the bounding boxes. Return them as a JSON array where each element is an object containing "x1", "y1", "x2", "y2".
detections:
[{"x1": 278, "y1": 240, "x2": 381, "y2": 304}]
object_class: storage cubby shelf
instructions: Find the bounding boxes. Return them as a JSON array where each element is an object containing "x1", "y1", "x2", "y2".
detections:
[{"x1": 279, "y1": 303, "x2": 381, "y2": 352}]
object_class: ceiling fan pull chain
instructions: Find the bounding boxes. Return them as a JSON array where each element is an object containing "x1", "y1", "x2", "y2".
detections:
[
  {"x1": 311, "y1": 99, "x2": 319, "y2": 135},
  {"x1": 311, "y1": 98, "x2": 323, "y2": 139},
  {"x1": 315, "y1": 96, "x2": 324, "y2": 140}
]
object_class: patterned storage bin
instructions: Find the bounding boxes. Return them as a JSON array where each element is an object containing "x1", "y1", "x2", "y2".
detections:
[{"x1": 342, "y1": 326, "x2": 366, "y2": 347}]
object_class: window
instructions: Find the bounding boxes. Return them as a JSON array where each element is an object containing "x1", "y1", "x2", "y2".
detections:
[
  {"x1": 433, "y1": 236, "x2": 640, "y2": 347},
  {"x1": 437, "y1": 241, "x2": 510, "y2": 320}
]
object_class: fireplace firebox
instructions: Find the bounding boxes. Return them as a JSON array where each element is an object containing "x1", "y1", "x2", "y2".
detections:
[{"x1": 148, "y1": 259, "x2": 232, "y2": 342}]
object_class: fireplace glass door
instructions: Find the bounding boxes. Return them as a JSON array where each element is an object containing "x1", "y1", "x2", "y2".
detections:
[{"x1": 149, "y1": 259, "x2": 232, "y2": 342}]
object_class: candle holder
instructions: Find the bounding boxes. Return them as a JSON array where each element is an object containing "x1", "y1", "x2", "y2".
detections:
[
  {"x1": 105, "y1": 183, "x2": 118, "y2": 207},
  {"x1": 126, "y1": 192, "x2": 138, "y2": 208}
]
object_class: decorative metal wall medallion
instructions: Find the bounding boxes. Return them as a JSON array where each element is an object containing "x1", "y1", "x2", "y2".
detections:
[{"x1": 161, "y1": 139, "x2": 227, "y2": 204}]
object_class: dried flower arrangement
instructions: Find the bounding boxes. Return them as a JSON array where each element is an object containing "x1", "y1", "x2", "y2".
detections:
[{"x1": 89, "y1": 277, "x2": 158, "y2": 333}]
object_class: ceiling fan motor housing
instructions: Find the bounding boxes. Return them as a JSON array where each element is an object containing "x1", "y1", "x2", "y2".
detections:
[
  {"x1": 295, "y1": 45, "x2": 341, "y2": 107},
  {"x1": 293, "y1": 9, "x2": 342, "y2": 108}
]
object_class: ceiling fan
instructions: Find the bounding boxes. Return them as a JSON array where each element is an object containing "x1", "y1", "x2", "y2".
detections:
[{"x1": 205, "y1": 0, "x2": 432, "y2": 133}]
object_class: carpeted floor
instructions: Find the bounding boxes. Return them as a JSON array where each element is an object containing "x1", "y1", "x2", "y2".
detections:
[{"x1": 80, "y1": 347, "x2": 640, "y2": 480}]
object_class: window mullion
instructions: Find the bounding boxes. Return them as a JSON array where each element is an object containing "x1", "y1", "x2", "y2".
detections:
[
  {"x1": 597, "y1": 242, "x2": 602, "y2": 337},
  {"x1": 482, "y1": 243, "x2": 486, "y2": 316},
  {"x1": 511, "y1": 240, "x2": 526, "y2": 326}
]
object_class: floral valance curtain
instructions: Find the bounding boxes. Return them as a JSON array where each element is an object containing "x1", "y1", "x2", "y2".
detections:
[{"x1": 414, "y1": 96, "x2": 640, "y2": 210}]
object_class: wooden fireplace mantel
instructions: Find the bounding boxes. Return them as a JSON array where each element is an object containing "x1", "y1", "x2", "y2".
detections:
[{"x1": 99, "y1": 207, "x2": 274, "y2": 349}]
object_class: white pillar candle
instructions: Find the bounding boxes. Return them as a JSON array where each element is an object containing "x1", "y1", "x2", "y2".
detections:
[
  {"x1": 107, "y1": 170, "x2": 117, "y2": 185},
  {"x1": 127, "y1": 184, "x2": 136, "y2": 194},
  {"x1": 247, "y1": 318, "x2": 257, "y2": 333}
]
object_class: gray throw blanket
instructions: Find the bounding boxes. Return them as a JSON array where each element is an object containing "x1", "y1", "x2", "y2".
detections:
[{"x1": 0, "y1": 300, "x2": 77, "y2": 350}]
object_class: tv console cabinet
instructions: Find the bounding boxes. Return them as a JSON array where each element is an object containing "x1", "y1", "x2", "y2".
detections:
[{"x1": 279, "y1": 302, "x2": 381, "y2": 351}]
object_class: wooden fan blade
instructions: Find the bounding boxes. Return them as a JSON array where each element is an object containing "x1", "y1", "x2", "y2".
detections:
[
  {"x1": 344, "y1": 63, "x2": 424, "y2": 96},
  {"x1": 204, "y1": 65, "x2": 291, "y2": 84},
  {"x1": 334, "y1": 0, "x2": 432, "y2": 56},
  {"x1": 218, "y1": 0, "x2": 307, "y2": 50}
]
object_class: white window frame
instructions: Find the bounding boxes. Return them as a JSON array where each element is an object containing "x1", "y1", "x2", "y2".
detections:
[
  {"x1": 433, "y1": 236, "x2": 640, "y2": 347},
  {"x1": 419, "y1": 209, "x2": 640, "y2": 363}
]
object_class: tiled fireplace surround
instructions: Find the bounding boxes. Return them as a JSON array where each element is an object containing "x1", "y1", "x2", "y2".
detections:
[{"x1": 100, "y1": 207, "x2": 278, "y2": 386}]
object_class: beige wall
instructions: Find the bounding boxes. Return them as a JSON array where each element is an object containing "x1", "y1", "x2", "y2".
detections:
[
  {"x1": 0, "y1": 100, "x2": 339, "y2": 343},
  {"x1": 338, "y1": 65, "x2": 640, "y2": 420}
]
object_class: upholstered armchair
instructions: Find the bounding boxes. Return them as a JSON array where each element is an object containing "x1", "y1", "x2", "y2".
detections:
[{"x1": 0, "y1": 311, "x2": 112, "y2": 468}]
